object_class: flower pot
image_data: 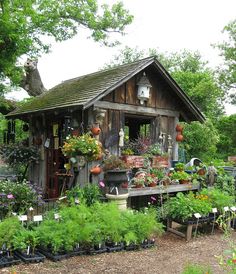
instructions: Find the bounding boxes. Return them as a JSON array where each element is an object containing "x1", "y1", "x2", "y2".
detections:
[
  {"x1": 176, "y1": 133, "x2": 184, "y2": 142},
  {"x1": 176, "y1": 124, "x2": 183, "y2": 132},
  {"x1": 91, "y1": 124, "x2": 101, "y2": 135},
  {"x1": 90, "y1": 165, "x2": 102, "y2": 175},
  {"x1": 135, "y1": 184, "x2": 144, "y2": 188},
  {"x1": 148, "y1": 182, "x2": 157, "y2": 187},
  {"x1": 105, "y1": 169, "x2": 129, "y2": 194}
]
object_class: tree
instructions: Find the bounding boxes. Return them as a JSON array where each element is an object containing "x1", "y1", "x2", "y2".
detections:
[
  {"x1": 104, "y1": 47, "x2": 224, "y2": 118},
  {"x1": 0, "y1": 0, "x2": 133, "y2": 93},
  {"x1": 181, "y1": 120, "x2": 219, "y2": 162},
  {"x1": 215, "y1": 114, "x2": 236, "y2": 159},
  {"x1": 216, "y1": 19, "x2": 236, "y2": 103}
]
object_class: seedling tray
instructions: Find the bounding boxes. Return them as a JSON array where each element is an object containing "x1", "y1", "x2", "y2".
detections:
[
  {"x1": 0, "y1": 255, "x2": 21, "y2": 268},
  {"x1": 37, "y1": 247, "x2": 69, "y2": 262},
  {"x1": 14, "y1": 250, "x2": 45, "y2": 264}
]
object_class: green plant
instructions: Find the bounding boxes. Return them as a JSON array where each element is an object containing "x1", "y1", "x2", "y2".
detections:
[
  {"x1": 0, "y1": 144, "x2": 39, "y2": 181},
  {"x1": 121, "y1": 148, "x2": 134, "y2": 155},
  {"x1": 147, "y1": 143, "x2": 161, "y2": 156},
  {"x1": 181, "y1": 263, "x2": 212, "y2": 274},
  {"x1": 0, "y1": 216, "x2": 23, "y2": 255},
  {"x1": 82, "y1": 184, "x2": 101, "y2": 206},
  {"x1": 13, "y1": 229, "x2": 40, "y2": 255},
  {"x1": 200, "y1": 188, "x2": 234, "y2": 212},
  {"x1": 102, "y1": 155, "x2": 128, "y2": 171},
  {"x1": 170, "y1": 171, "x2": 191, "y2": 181},
  {"x1": 175, "y1": 162, "x2": 185, "y2": 171},
  {"x1": 0, "y1": 180, "x2": 44, "y2": 218},
  {"x1": 62, "y1": 133, "x2": 102, "y2": 161},
  {"x1": 164, "y1": 192, "x2": 212, "y2": 221}
]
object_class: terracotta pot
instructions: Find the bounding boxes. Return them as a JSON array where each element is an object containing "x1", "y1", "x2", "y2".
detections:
[
  {"x1": 197, "y1": 168, "x2": 206, "y2": 176},
  {"x1": 179, "y1": 179, "x2": 190, "y2": 184},
  {"x1": 91, "y1": 124, "x2": 101, "y2": 135},
  {"x1": 148, "y1": 182, "x2": 157, "y2": 187},
  {"x1": 176, "y1": 133, "x2": 184, "y2": 142},
  {"x1": 90, "y1": 166, "x2": 102, "y2": 175},
  {"x1": 135, "y1": 184, "x2": 144, "y2": 188},
  {"x1": 176, "y1": 124, "x2": 183, "y2": 132}
]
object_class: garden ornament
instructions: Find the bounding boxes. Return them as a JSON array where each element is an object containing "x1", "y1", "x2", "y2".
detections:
[{"x1": 207, "y1": 162, "x2": 217, "y2": 186}]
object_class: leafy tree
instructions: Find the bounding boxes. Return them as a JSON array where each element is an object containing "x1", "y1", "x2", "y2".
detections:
[
  {"x1": 180, "y1": 120, "x2": 219, "y2": 162},
  {"x1": 215, "y1": 114, "x2": 236, "y2": 159},
  {"x1": 0, "y1": 0, "x2": 133, "y2": 93},
  {"x1": 104, "y1": 47, "x2": 224, "y2": 118},
  {"x1": 216, "y1": 19, "x2": 236, "y2": 103}
]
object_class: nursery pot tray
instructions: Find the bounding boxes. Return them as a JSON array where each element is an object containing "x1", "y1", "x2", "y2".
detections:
[
  {"x1": 141, "y1": 239, "x2": 155, "y2": 249},
  {"x1": 124, "y1": 244, "x2": 140, "y2": 251},
  {"x1": 173, "y1": 215, "x2": 215, "y2": 225},
  {"x1": 14, "y1": 250, "x2": 45, "y2": 264},
  {"x1": 0, "y1": 255, "x2": 21, "y2": 268},
  {"x1": 88, "y1": 246, "x2": 107, "y2": 255},
  {"x1": 106, "y1": 243, "x2": 124, "y2": 253},
  {"x1": 38, "y1": 247, "x2": 70, "y2": 262}
]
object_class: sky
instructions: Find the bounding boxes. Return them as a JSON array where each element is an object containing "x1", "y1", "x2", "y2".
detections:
[{"x1": 7, "y1": 0, "x2": 236, "y2": 114}]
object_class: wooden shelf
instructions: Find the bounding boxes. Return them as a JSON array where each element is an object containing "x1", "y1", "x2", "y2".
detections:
[{"x1": 128, "y1": 183, "x2": 200, "y2": 197}]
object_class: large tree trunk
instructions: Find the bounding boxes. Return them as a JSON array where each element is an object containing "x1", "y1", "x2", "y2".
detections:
[{"x1": 21, "y1": 58, "x2": 47, "y2": 97}]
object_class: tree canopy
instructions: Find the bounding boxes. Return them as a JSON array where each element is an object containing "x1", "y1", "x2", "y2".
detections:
[
  {"x1": 216, "y1": 19, "x2": 236, "y2": 103},
  {"x1": 0, "y1": 0, "x2": 133, "y2": 93}
]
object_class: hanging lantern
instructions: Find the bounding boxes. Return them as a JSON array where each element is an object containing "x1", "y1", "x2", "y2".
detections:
[{"x1": 137, "y1": 72, "x2": 152, "y2": 105}]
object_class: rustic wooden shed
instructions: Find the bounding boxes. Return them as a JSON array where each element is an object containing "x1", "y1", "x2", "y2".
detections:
[{"x1": 7, "y1": 56, "x2": 204, "y2": 198}]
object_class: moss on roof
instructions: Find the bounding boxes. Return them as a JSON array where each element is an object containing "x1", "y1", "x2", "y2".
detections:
[{"x1": 9, "y1": 57, "x2": 155, "y2": 116}]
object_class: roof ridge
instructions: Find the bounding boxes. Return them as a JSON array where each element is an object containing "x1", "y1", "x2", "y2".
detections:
[{"x1": 58, "y1": 56, "x2": 155, "y2": 87}]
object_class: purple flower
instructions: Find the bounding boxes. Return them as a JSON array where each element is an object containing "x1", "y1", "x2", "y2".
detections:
[
  {"x1": 7, "y1": 194, "x2": 14, "y2": 199},
  {"x1": 99, "y1": 181, "x2": 105, "y2": 188},
  {"x1": 0, "y1": 193, "x2": 6, "y2": 197}
]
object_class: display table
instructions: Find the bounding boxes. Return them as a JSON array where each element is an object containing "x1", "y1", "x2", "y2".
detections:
[{"x1": 128, "y1": 183, "x2": 200, "y2": 197}]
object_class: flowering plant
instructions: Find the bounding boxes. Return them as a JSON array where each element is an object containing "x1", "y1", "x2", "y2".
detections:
[
  {"x1": 0, "y1": 180, "x2": 44, "y2": 218},
  {"x1": 62, "y1": 133, "x2": 102, "y2": 162}
]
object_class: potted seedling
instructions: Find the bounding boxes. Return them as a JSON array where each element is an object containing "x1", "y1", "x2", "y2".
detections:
[
  {"x1": 13, "y1": 229, "x2": 45, "y2": 263},
  {"x1": 0, "y1": 217, "x2": 22, "y2": 267}
]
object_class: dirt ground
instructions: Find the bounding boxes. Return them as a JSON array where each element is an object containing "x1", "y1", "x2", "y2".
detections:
[{"x1": 0, "y1": 228, "x2": 235, "y2": 274}]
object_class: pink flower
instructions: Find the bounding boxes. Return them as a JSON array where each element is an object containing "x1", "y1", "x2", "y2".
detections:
[
  {"x1": 150, "y1": 196, "x2": 156, "y2": 201},
  {"x1": 99, "y1": 181, "x2": 105, "y2": 188},
  {"x1": 7, "y1": 194, "x2": 14, "y2": 199}
]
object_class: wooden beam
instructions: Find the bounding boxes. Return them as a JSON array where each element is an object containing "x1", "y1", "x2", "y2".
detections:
[{"x1": 94, "y1": 101, "x2": 180, "y2": 118}]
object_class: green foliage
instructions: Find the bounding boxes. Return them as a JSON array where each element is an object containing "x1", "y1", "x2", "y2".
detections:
[
  {"x1": 215, "y1": 173, "x2": 235, "y2": 196},
  {"x1": 215, "y1": 114, "x2": 236, "y2": 159},
  {"x1": 164, "y1": 192, "x2": 212, "y2": 221},
  {"x1": 181, "y1": 120, "x2": 219, "y2": 162},
  {"x1": 0, "y1": 216, "x2": 23, "y2": 252},
  {"x1": 0, "y1": 0, "x2": 133, "y2": 92},
  {"x1": 200, "y1": 188, "x2": 234, "y2": 212},
  {"x1": 66, "y1": 183, "x2": 101, "y2": 207},
  {"x1": 13, "y1": 229, "x2": 40, "y2": 255},
  {"x1": 215, "y1": 19, "x2": 236, "y2": 102},
  {"x1": 62, "y1": 133, "x2": 102, "y2": 161},
  {"x1": 102, "y1": 155, "x2": 128, "y2": 171},
  {"x1": 0, "y1": 180, "x2": 43, "y2": 217},
  {"x1": 182, "y1": 263, "x2": 212, "y2": 274}
]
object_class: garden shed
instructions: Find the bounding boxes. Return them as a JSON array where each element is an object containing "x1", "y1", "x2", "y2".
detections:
[{"x1": 7, "y1": 56, "x2": 204, "y2": 198}]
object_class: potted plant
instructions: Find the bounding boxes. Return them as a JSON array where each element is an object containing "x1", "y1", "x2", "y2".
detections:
[
  {"x1": 103, "y1": 155, "x2": 129, "y2": 194},
  {"x1": 13, "y1": 229, "x2": 45, "y2": 263},
  {"x1": 62, "y1": 133, "x2": 102, "y2": 162},
  {"x1": 164, "y1": 192, "x2": 212, "y2": 223},
  {"x1": 174, "y1": 162, "x2": 185, "y2": 171},
  {"x1": 0, "y1": 217, "x2": 22, "y2": 267},
  {"x1": 170, "y1": 170, "x2": 192, "y2": 184}
]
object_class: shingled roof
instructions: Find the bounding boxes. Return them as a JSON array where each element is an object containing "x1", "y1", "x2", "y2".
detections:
[{"x1": 7, "y1": 56, "x2": 205, "y2": 122}]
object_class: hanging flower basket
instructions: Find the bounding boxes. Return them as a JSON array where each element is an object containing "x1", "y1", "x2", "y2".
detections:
[{"x1": 62, "y1": 133, "x2": 102, "y2": 162}]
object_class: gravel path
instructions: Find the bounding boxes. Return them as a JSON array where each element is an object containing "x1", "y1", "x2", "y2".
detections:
[{"x1": 0, "y1": 229, "x2": 234, "y2": 274}]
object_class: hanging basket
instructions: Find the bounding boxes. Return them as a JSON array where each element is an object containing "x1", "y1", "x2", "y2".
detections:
[{"x1": 90, "y1": 165, "x2": 102, "y2": 175}]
